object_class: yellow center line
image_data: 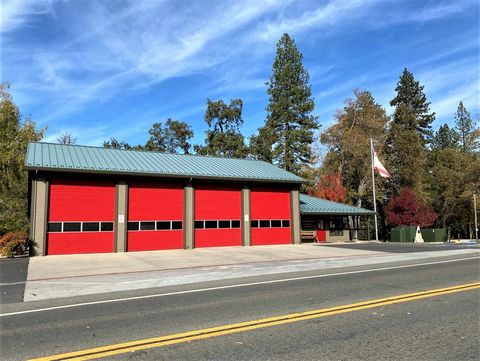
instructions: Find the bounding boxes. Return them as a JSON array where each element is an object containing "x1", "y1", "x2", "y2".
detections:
[{"x1": 30, "y1": 282, "x2": 480, "y2": 361}]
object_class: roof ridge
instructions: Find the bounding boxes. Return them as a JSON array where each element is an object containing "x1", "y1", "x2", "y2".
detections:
[
  {"x1": 300, "y1": 193, "x2": 373, "y2": 211},
  {"x1": 28, "y1": 141, "x2": 268, "y2": 164},
  {"x1": 25, "y1": 142, "x2": 304, "y2": 184}
]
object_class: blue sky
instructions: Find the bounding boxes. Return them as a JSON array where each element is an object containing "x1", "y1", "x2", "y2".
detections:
[{"x1": 1, "y1": 0, "x2": 479, "y2": 149}]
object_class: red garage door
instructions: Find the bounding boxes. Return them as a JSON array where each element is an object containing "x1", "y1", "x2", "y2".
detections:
[
  {"x1": 251, "y1": 189, "x2": 292, "y2": 245},
  {"x1": 47, "y1": 180, "x2": 115, "y2": 255},
  {"x1": 127, "y1": 183, "x2": 184, "y2": 251},
  {"x1": 194, "y1": 186, "x2": 242, "y2": 247}
]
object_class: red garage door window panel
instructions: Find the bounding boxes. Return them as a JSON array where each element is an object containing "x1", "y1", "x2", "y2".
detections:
[
  {"x1": 195, "y1": 187, "x2": 242, "y2": 248},
  {"x1": 47, "y1": 180, "x2": 115, "y2": 255},
  {"x1": 127, "y1": 183, "x2": 184, "y2": 251},
  {"x1": 251, "y1": 189, "x2": 292, "y2": 246}
]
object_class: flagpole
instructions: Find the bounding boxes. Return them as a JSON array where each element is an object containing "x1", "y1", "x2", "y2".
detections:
[{"x1": 370, "y1": 137, "x2": 379, "y2": 242}]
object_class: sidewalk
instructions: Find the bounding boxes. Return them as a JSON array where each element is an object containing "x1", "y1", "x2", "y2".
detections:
[{"x1": 24, "y1": 243, "x2": 479, "y2": 301}]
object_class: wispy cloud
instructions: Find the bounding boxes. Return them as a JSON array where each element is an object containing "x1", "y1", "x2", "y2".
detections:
[
  {"x1": 6, "y1": 0, "x2": 286, "y2": 123},
  {"x1": 406, "y1": 2, "x2": 471, "y2": 22},
  {"x1": 257, "y1": 0, "x2": 378, "y2": 42},
  {"x1": 430, "y1": 83, "x2": 479, "y2": 121},
  {"x1": 0, "y1": 0, "x2": 53, "y2": 33}
]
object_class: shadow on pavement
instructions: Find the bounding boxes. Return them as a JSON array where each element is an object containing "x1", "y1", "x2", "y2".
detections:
[
  {"x1": 324, "y1": 242, "x2": 480, "y2": 253},
  {"x1": 0, "y1": 256, "x2": 29, "y2": 304}
]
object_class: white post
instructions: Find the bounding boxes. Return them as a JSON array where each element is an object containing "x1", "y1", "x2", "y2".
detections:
[
  {"x1": 370, "y1": 137, "x2": 379, "y2": 242},
  {"x1": 474, "y1": 193, "x2": 478, "y2": 241}
]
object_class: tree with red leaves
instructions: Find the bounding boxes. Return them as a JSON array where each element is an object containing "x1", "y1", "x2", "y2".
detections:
[
  {"x1": 314, "y1": 173, "x2": 347, "y2": 203},
  {"x1": 385, "y1": 188, "x2": 437, "y2": 227}
]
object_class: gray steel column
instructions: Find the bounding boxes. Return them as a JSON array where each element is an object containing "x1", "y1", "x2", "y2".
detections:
[
  {"x1": 115, "y1": 181, "x2": 128, "y2": 252},
  {"x1": 241, "y1": 187, "x2": 251, "y2": 246},
  {"x1": 290, "y1": 189, "x2": 301, "y2": 244},
  {"x1": 184, "y1": 185, "x2": 194, "y2": 249},
  {"x1": 31, "y1": 178, "x2": 48, "y2": 256}
]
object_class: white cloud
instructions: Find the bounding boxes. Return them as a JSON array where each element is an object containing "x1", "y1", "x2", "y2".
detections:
[{"x1": 0, "y1": 0, "x2": 54, "y2": 33}]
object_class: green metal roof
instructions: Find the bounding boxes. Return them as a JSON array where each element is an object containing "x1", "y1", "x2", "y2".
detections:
[
  {"x1": 300, "y1": 194, "x2": 375, "y2": 215},
  {"x1": 25, "y1": 142, "x2": 303, "y2": 184}
]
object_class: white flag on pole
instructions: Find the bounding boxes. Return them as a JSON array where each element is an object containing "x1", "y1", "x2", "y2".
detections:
[{"x1": 373, "y1": 151, "x2": 390, "y2": 178}]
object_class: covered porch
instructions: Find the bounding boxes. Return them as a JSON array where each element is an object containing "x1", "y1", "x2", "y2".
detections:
[{"x1": 299, "y1": 194, "x2": 376, "y2": 242}]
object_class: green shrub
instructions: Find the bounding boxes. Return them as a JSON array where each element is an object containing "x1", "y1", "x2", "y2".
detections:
[{"x1": 0, "y1": 232, "x2": 29, "y2": 257}]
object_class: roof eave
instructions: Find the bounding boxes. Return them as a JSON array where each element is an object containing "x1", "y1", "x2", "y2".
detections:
[
  {"x1": 300, "y1": 211, "x2": 376, "y2": 216},
  {"x1": 24, "y1": 166, "x2": 304, "y2": 185}
]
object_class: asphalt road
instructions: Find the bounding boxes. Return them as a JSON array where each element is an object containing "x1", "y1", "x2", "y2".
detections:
[
  {"x1": 0, "y1": 257, "x2": 29, "y2": 304},
  {"x1": 0, "y1": 254, "x2": 478, "y2": 360}
]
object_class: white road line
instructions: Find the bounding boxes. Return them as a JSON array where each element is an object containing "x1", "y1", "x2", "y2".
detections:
[{"x1": 1, "y1": 256, "x2": 478, "y2": 317}]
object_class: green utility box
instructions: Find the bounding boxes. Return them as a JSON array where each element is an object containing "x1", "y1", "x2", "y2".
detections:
[
  {"x1": 390, "y1": 226, "x2": 416, "y2": 242},
  {"x1": 421, "y1": 228, "x2": 447, "y2": 242}
]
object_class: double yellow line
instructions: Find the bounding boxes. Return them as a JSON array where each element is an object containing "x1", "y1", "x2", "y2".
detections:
[{"x1": 31, "y1": 282, "x2": 480, "y2": 361}]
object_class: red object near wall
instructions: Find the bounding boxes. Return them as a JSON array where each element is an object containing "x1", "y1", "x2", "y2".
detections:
[
  {"x1": 250, "y1": 189, "x2": 292, "y2": 245},
  {"x1": 47, "y1": 180, "x2": 115, "y2": 255},
  {"x1": 127, "y1": 183, "x2": 184, "y2": 251},
  {"x1": 194, "y1": 186, "x2": 242, "y2": 247},
  {"x1": 316, "y1": 230, "x2": 327, "y2": 242}
]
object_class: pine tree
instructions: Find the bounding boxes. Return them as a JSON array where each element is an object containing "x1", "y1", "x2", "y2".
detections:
[
  {"x1": 265, "y1": 33, "x2": 319, "y2": 174},
  {"x1": 428, "y1": 147, "x2": 478, "y2": 237},
  {"x1": 454, "y1": 101, "x2": 479, "y2": 152},
  {"x1": 431, "y1": 124, "x2": 459, "y2": 150},
  {"x1": 0, "y1": 83, "x2": 44, "y2": 234},
  {"x1": 385, "y1": 68, "x2": 435, "y2": 197},
  {"x1": 249, "y1": 125, "x2": 274, "y2": 162},
  {"x1": 195, "y1": 99, "x2": 247, "y2": 158},
  {"x1": 390, "y1": 68, "x2": 435, "y2": 145},
  {"x1": 384, "y1": 104, "x2": 426, "y2": 197}
]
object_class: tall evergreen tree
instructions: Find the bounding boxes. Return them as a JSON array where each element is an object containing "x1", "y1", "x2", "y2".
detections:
[
  {"x1": 249, "y1": 125, "x2": 274, "y2": 162},
  {"x1": 428, "y1": 146, "x2": 479, "y2": 238},
  {"x1": 384, "y1": 104, "x2": 426, "y2": 197},
  {"x1": 265, "y1": 33, "x2": 319, "y2": 174},
  {"x1": 0, "y1": 83, "x2": 44, "y2": 234},
  {"x1": 431, "y1": 124, "x2": 459, "y2": 150},
  {"x1": 195, "y1": 99, "x2": 247, "y2": 158},
  {"x1": 390, "y1": 68, "x2": 435, "y2": 145},
  {"x1": 145, "y1": 119, "x2": 194, "y2": 154},
  {"x1": 454, "y1": 101, "x2": 479, "y2": 152}
]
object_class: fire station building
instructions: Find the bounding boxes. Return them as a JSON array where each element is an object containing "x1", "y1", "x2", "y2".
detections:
[{"x1": 26, "y1": 142, "x2": 373, "y2": 256}]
